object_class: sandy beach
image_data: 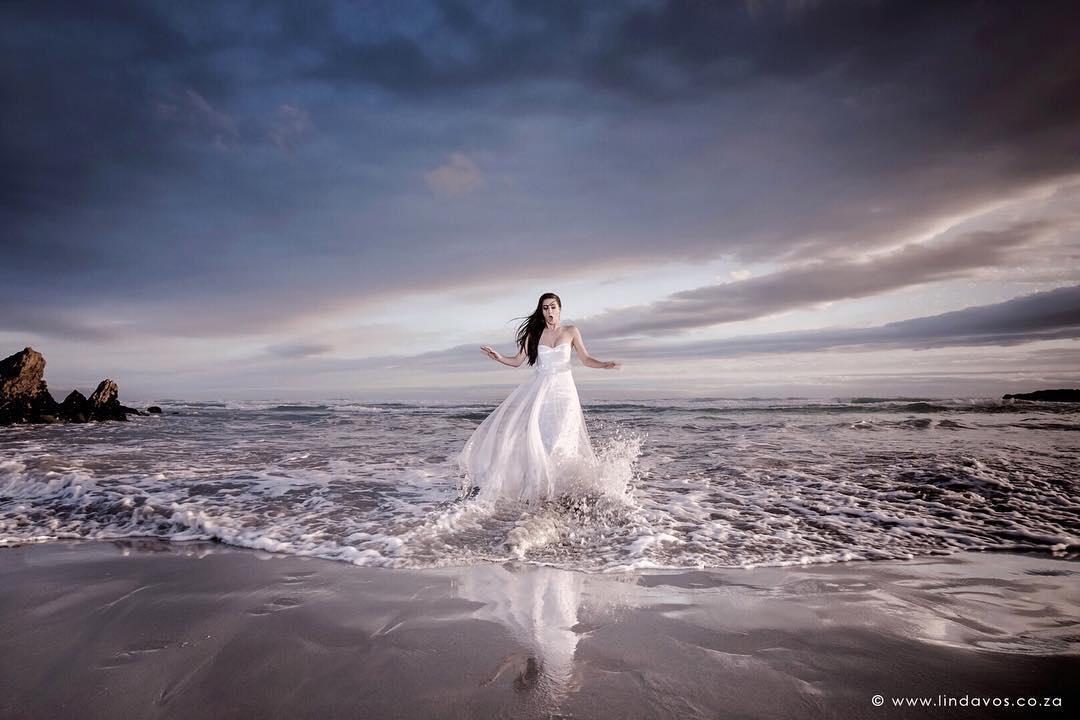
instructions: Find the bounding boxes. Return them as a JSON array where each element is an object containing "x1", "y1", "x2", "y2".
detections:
[{"x1": 0, "y1": 542, "x2": 1075, "y2": 719}]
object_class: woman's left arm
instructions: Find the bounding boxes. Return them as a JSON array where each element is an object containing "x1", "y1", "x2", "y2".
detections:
[{"x1": 570, "y1": 326, "x2": 620, "y2": 369}]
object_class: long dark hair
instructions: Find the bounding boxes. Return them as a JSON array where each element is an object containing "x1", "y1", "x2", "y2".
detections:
[{"x1": 514, "y1": 292, "x2": 560, "y2": 366}]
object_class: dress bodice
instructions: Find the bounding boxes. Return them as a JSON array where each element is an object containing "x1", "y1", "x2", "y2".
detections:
[{"x1": 536, "y1": 342, "x2": 572, "y2": 375}]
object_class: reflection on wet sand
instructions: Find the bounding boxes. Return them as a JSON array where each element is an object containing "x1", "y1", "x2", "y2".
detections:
[{"x1": 451, "y1": 563, "x2": 637, "y2": 700}]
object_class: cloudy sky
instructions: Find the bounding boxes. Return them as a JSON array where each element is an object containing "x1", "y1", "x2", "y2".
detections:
[{"x1": 2, "y1": 0, "x2": 1079, "y2": 402}]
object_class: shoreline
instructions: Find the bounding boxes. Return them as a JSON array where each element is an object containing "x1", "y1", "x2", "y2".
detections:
[{"x1": 1, "y1": 541, "x2": 1076, "y2": 718}]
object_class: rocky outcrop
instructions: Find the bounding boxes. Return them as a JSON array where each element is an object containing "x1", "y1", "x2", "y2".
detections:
[
  {"x1": 1, "y1": 346, "x2": 148, "y2": 426},
  {"x1": 1002, "y1": 389, "x2": 1080, "y2": 402},
  {"x1": 60, "y1": 390, "x2": 90, "y2": 423},
  {"x1": 0, "y1": 347, "x2": 61, "y2": 424},
  {"x1": 86, "y1": 379, "x2": 144, "y2": 421},
  {"x1": 0, "y1": 346, "x2": 46, "y2": 399}
]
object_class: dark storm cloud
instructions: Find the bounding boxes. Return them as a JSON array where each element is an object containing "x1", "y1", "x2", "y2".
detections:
[
  {"x1": 2, "y1": 0, "x2": 1079, "y2": 342},
  {"x1": 306, "y1": 0, "x2": 1078, "y2": 125},
  {"x1": 0, "y1": 1, "x2": 211, "y2": 218},
  {"x1": 583, "y1": 219, "x2": 1057, "y2": 338},
  {"x1": 304, "y1": 0, "x2": 590, "y2": 94}
]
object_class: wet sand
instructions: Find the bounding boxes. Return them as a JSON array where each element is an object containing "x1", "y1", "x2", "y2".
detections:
[{"x1": 0, "y1": 541, "x2": 1076, "y2": 719}]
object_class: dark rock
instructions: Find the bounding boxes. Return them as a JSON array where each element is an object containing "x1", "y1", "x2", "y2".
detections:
[
  {"x1": 30, "y1": 381, "x2": 60, "y2": 420},
  {"x1": 1002, "y1": 389, "x2": 1080, "y2": 402},
  {"x1": 147, "y1": 406, "x2": 162, "y2": 414},
  {"x1": 88, "y1": 379, "x2": 118, "y2": 406},
  {"x1": 88, "y1": 379, "x2": 129, "y2": 421},
  {"x1": 1, "y1": 347, "x2": 60, "y2": 425},
  {"x1": 1, "y1": 346, "x2": 45, "y2": 398},
  {"x1": 60, "y1": 390, "x2": 90, "y2": 423}
]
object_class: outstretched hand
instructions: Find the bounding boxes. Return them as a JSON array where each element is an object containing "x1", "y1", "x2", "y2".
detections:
[
  {"x1": 604, "y1": 361, "x2": 620, "y2": 370},
  {"x1": 481, "y1": 345, "x2": 502, "y2": 361}
]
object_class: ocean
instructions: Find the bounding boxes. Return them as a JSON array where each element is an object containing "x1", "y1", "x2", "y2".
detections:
[{"x1": 1, "y1": 397, "x2": 1076, "y2": 572}]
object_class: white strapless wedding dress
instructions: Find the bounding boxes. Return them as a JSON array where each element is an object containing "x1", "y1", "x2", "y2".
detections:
[{"x1": 457, "y1": 342, "x2": 598, "y2": 503}]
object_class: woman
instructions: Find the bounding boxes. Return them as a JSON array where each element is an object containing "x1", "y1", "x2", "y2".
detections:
[{"x1": 457, "y1": 293, "x2": 620, "y2": 503}]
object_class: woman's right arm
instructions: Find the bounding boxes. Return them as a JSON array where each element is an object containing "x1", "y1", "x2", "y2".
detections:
[{"x1": 480, "y1": 342, "x2": 526, "y2": 367}]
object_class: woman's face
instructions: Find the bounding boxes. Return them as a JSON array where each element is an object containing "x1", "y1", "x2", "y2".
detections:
[{"x1": 542, "y1": 298, "x2": 560, "y2": 325}]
